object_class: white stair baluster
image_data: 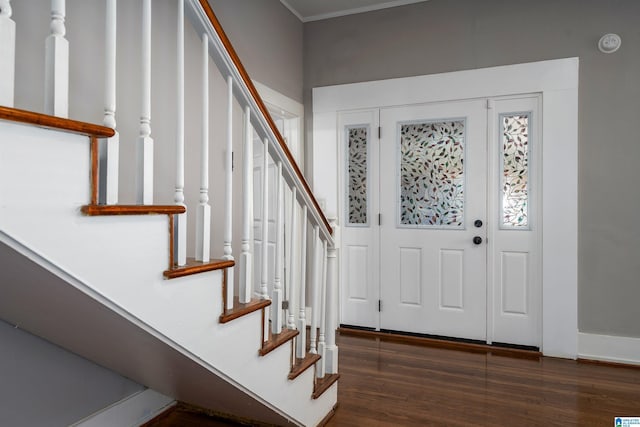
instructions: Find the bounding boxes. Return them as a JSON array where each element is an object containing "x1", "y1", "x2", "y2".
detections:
[
  {"x1": 296, "y1": 205, "x2": 308, "y2": 359},
  {"x1": 136, "y1": 0, "x2": 153, "y2": 204},
  {"x1": 325, "y1": 219, "x2": 339, "y2": 374},
  {"x1": 223, "y1": 75, "x2": 234, "y2": 310},
  {"x1": 287, "y1": 187, "x2": 297, "y2": 330},
  {"x1": 309, "y1": 225, "x2": 320, "y2": 354},
  {"x1": 317, "y1": 239, "x2": 328, "y2": 378},
  {"x1": 271, "y1": 161, "x2": 284, "y2": 334},
  {"x1": 99, "y1": 0, "x2": 118, "y2": 205},
  {"x1": 0, "y1": 0, "x2": 15, "y2": 107},
  {"x1": 44, "y1": 0, "x2": 68, "y2": 117},
  {"x1": 240, "y1": 106, "x2": 253, "y2": 303},
  {"x1": 260, "y1": 137, "x2": 269, "y2": 300},
  {"x1": 174, "y1": 0, "x2": 186, "y2": 266},
  {"x1": 195, "y1": 33, "x2": 211, "y2": 262},
  {"x1": 261, "y1": 137, "x2": 270, "y2": 343}
]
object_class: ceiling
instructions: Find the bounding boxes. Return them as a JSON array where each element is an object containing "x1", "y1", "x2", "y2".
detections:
[{"x1": 280, "y1": 0, "x2": 430, "y2": 22}]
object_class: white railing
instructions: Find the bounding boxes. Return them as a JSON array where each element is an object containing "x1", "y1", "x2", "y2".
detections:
[{"x1": 0, "y1": 0, "x2": 338, "y2": 376}]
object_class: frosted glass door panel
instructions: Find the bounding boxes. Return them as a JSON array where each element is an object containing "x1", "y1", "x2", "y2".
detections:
[
  {"x1": 399, "y1": 120, "x2": 465, "y2": 228},
  {"x1": 347, "y1": 126, "x2": 369, "y2": 225},
  {"x1": 500, "y1": 114, "x2": 530, "y2": 229}
]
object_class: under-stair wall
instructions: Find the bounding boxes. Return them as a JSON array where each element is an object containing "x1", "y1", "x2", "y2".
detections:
[{"x1": 0, "y1": 319, "x2": 145, "y2": 427}]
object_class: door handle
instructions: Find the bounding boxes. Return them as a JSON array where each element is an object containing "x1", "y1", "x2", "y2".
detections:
[{"x1": 473, "y1": 236, "x2": 483, "y2": 245}]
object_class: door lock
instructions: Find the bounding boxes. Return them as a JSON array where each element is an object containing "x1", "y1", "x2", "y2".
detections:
[{"x1": 474, "y1": 219, "x2": 483, "y2": 228}]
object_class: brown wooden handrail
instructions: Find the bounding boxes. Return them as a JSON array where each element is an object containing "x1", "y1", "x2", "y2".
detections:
[
  {"x1": 196, "y1": 1, "x2": 332, "y2": 236},
  {"x1": 0, "y1": 106, "x2": 115, "y2": 138}
]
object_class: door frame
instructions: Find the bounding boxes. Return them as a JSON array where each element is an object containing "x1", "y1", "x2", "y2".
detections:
[{"x1": 312, "y1": 58, "x2": 579, "y2": 358}]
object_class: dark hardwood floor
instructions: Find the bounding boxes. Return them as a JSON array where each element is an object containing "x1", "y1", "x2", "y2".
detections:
[
  {"x1": 145, "y1": 333, "x2": 640, "y2": 426},
  {"x1": 328, "y1": 333, "x2": 640, "y2": 426}
]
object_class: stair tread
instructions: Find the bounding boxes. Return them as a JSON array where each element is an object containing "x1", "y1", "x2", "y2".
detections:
[
  {"x1": 219, "y1": 297, "x2": 270, "y2": 324},
  {"x1": 81, "y1": 204, "x2": 185, "y2": 216},
  {"x1": 289, "y1": 353, "x2": 321, "y2": 380},
  {"x1": 312, "y1": 373, "x2": 340, "y2": 400},
  {"x1": 165, "y1": 258, "x2": 234, "y2": 279},
  {"x1": 259, "y1": 328, "x2": 299, "y2": 356}
]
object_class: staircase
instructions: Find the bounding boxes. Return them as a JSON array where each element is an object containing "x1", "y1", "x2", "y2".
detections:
[{"x1": 0, "y1": 1, "x2": 338, "y2": 426}]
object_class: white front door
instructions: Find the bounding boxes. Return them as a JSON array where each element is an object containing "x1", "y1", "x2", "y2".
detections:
[
  {"x1": 339, "y1": 96, "x2": 541, "y2": 347},
  {"x1": 379, "y1": 99, "x2": 488, "y2": 340}
]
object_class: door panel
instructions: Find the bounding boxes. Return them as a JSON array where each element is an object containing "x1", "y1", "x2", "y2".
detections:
[
  {"x1": 488, "y1": 96, "x2": 540, "y2": 347},
  {"x1": 379, "y1": 100, "x2": 487, "y2": 340},
  {"x1": 339, "y1": 110, "x2": 380, "y2": 328}
]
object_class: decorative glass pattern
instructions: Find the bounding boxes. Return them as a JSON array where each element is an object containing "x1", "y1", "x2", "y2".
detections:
[
  {"x1": 348, "y1": 126, "x2": 368, "y2": 224},
  {"x1": 400, "y1": 120, "x2": 465, "y2": 227},
  {"x1": 501, "y1": 114, "x2": 530, "y2": 228}
]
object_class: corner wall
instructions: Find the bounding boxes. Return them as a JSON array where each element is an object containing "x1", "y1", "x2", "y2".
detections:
[{"x1": 0, "y1": 319, "x2": 143, "y2": 427}]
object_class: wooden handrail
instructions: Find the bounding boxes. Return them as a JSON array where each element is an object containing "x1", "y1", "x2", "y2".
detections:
[
  {"x1": 0, "y1": 106, "x2": 115, "y2": 138},
  {"x1": 81, "y1": 205, "x2": 186, "y2": 216},
  {"x1": 196, "y1": 1, "x2": 332, "y2": 236}
]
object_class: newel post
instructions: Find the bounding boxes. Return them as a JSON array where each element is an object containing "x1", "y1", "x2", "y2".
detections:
[
  {"x1": 44, "y1": 0, "x2": 69, "y2": 117},
  {"x1": 0, "y1": 0, "x2": 15, "y2": 107},
  {"x1": 325, "y1": 218, "x2": 339, "y2": 374}
]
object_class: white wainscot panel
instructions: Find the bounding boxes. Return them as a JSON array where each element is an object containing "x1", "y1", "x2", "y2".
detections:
[
  {"x1": 400, "y1": 247, "x2": 421, "y2": 306},
  {"x1": 440, "y1": 250, "x2": 463, "y2": 309},
  {"x1": 501, "y1": 252, "x2": 528, "y2": 315},
  {"x1": 347, "y1": 245, "x2": 368, "y2": 300}
]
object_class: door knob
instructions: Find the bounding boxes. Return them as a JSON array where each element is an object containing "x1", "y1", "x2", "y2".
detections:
[
  {"x1": 474, "y1": 220, "x2": 483, "y2": 228},
  {"x1": 473, "y1": 236, "x2": 483, "y2": 245}
]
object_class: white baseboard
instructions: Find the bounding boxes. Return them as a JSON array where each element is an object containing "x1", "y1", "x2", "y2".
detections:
[
  {"x1": 71, "y1": 389, "x2": 175, "y2": 427},
  {"x1": 578, "y1": 332, "x2": 640, "y2": 366}
]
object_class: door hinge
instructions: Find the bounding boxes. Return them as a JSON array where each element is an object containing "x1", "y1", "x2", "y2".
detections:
[
  {"x1": 378, "y1": 213, "x2": 381, "y2": 226},
  {"x1": 378, "y1": 126, "x2": 381, "y2": 139},
  {"x1": 282, "y1": 300, "x2": 289, "y2": 310},
  {"x1": 378, "y1": 299, "x2": 382, "y2": 312},
  {"x1": 231, "y1": 151, "x2": 235, "y2": 171}
]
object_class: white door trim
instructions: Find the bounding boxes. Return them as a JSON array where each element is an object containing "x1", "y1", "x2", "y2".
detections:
[{"x1": 312, "y1": 57, "x2": 579, "y2": 358}]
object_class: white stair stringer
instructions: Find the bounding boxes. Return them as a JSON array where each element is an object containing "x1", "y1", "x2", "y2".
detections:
[{"x1": 0, "y1": 120, "x2": 337, "y2": 426}]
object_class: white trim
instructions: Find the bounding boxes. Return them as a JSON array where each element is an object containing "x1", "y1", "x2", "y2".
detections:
[
  {"x1": 71, "y1": 389, "x2": 175, "y2": 427},
  {"x1": 578, "y1": 333, "x2": 640, "y2": 366},
  {"x1": 313, "y1": 58, "x2": 578, "y2": 113},
  {"x1": 282, "y1": 0, "x2": 431, "y2": 23},
  {"x1": 312, "y1": 57, "x2": 579, "y2": 358}
]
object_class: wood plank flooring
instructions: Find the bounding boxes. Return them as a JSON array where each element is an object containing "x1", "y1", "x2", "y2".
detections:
[
  {"x1": 144, "y1": 333, "x2": 640, "y2": 426},
  {"x1": 328, "y1": 333, "x2": 640, "y2": 426}
]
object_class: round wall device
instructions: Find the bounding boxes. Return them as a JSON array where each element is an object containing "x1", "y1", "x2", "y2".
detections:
[{"x1": 598, "y1": 33, "x2": 622, "y2": 53}]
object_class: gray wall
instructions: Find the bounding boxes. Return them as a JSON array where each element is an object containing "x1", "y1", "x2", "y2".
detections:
[
  {"x1": 303, "y1": 0, "x2": 640, "y2": 338},
  {"x1": 0, "y1": 320, "x2": 143, "y2": 427},
  {"x1": 209, "y1": 0, "x2": 304, "y2": 103}
]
